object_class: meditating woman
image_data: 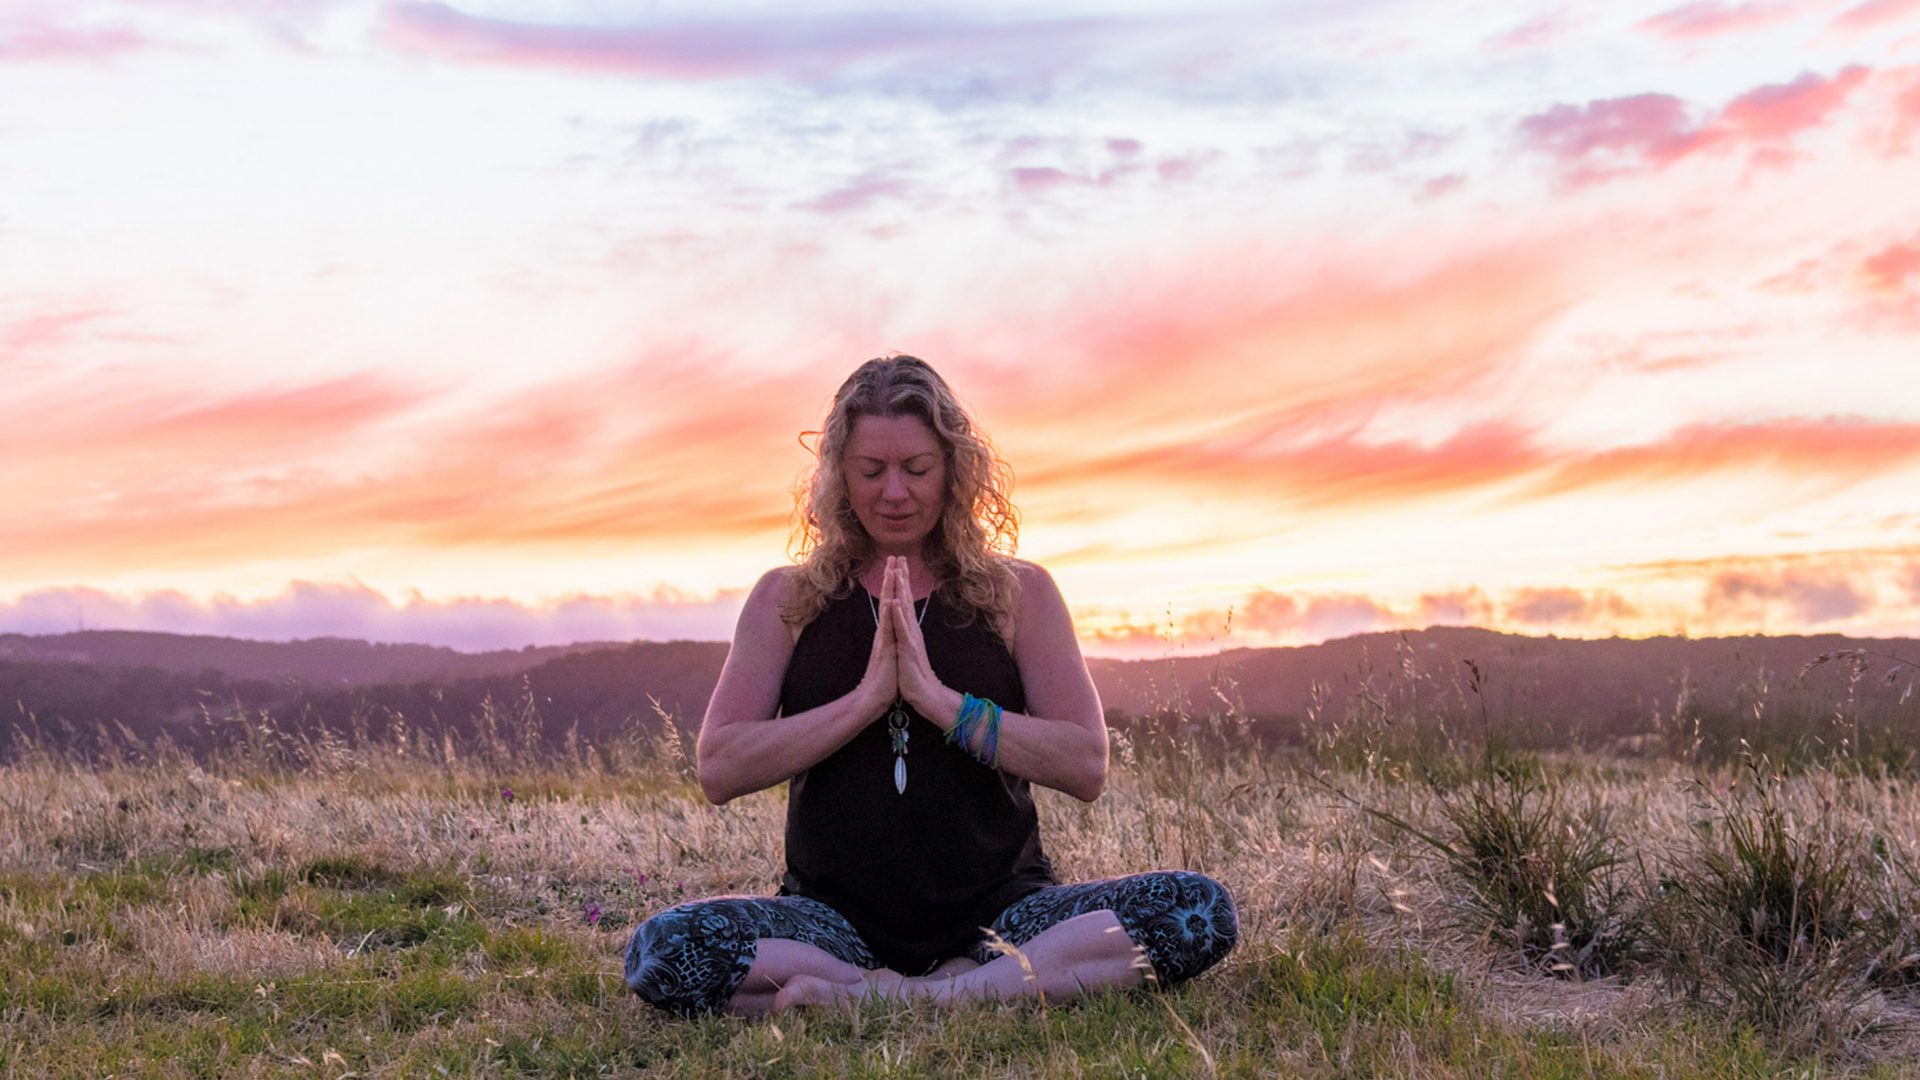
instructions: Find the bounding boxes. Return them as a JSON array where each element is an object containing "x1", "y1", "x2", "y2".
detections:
[{"x1": 624, "y1": 355, "x2": 1237, "y2": 1015}]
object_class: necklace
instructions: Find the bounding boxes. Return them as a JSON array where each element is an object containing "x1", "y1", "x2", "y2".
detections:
[{"x1": 868, "y1": 584, "x2": 929, "y2": 795}]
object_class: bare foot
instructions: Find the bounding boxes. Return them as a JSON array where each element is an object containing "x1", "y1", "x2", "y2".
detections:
[
  {"x1": 771, "y1": 973, "x2": 841, "y2": 1013},
  {"x1": 771, "y1": 969, "x2": 908, "y2": 1013},
  {"x1": 925, "y1": 956, "x2": 982, "y2": 978}
]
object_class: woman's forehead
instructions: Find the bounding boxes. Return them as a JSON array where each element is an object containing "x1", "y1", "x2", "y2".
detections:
[{"x1": 846, "y1": 413, "x2": 940, "y2": 458}]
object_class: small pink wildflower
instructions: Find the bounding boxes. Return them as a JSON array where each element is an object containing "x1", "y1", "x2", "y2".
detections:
[
  {"x1": 583, "y1": 899, "x2": 603, "y2": 926},
  {"x1": 501, "y1": 786, "x2": 515, "y2": 803}
]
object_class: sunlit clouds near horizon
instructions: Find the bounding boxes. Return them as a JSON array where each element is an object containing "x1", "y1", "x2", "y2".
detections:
[{"x1": 4, "y1": 0, "x2": 1920, "y2": 657}]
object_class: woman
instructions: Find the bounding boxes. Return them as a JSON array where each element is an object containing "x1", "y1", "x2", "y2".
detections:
[{"x1": 625, "y1": 356, "x2": 1236, "y2": 1015}]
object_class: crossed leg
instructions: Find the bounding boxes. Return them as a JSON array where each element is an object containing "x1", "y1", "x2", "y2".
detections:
[
  {"x1": 771, "y1": 909, "x2": 1144, "y2": 1012},
  {"x1": 627, "y1": 873, "x2": 1236, "y2": 1017}
]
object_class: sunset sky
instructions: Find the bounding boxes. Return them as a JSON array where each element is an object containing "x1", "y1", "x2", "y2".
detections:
[{"x1": 4, "y1": 0, "x2": 1919, "y2": 656}]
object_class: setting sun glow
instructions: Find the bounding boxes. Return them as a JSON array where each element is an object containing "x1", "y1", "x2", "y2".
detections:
[{"x1": 5, "y1": 0, "x2": 1919, "y2": 655}]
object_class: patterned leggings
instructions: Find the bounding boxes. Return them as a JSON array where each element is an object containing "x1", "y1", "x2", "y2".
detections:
[{"x1": 624, "y1": 870, "x2": 1237, "y2": 1015}]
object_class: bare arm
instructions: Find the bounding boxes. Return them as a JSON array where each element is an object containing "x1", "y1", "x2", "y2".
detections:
[
  {"x1": 889, "y1": 560, "x2": 1108, "y2": 802},
  {"x1": 695, "y1": 567, "x2": 898, "y2": 805}
]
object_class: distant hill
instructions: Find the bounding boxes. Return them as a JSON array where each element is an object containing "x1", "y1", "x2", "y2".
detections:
[
  {"x1": 2, "y1": 627, "x2": 1914, "y2": 760},
  {"x1": 0, "y1": 630, "x2": 621, "y2": 685},
  {"x1": 1, "y1": 638, "x2": 727, "y2": 760},
  {"x1": 1089, "y1": 626, "x2": 1917, "y2": 741}
]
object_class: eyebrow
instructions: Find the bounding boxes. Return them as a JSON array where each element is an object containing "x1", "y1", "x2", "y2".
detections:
[{"x1": 851, "y1": 453, "x2": 937, "y2": 465}]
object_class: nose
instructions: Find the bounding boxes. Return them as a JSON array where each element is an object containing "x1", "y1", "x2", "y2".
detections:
[{"x1": 883, "y1": 469, "x2": 909, "y2": 500}]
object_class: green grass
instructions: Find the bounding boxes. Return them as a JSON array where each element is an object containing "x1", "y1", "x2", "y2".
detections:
[{"x1": 6, "y1": 686, "x2": 1920, "y2": 1077}]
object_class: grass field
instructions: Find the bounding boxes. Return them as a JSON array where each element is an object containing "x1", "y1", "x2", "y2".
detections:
[{"x1": 4, "y1": 648, "x2": 1920, "y2": 1077}]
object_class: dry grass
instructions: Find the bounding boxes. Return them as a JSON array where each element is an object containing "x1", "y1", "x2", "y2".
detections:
[{"x1": 2, "y1": 665, "x2": 1920, "y2": 1076}]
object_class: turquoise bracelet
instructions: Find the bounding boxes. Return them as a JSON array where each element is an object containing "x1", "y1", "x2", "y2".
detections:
[
  {"x1": 949, "y1": 693, "x2": 985, "y2": 753},
  {"x1": 950, "y1": 692, "x2": 1002, "y2": 768}
]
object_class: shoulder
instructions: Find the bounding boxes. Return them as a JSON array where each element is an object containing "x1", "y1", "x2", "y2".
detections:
[
  {"x1": 737, "y1": 566, "x2": 801, "y2": 637},
  {"x1": 745, "y1": 566, "x2": 798, "y2": 610},
  {"x1": 1006, "y1": 558, "x2": 1059, "y2": 604},
  {"x1": 1002, "y1": 558, "x2": 1069, "y2": 648}
]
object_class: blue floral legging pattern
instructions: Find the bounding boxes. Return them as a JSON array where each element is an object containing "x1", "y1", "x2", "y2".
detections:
[{"x1": 625, "y1": 870, "x2": 1237, "y2": 1015}]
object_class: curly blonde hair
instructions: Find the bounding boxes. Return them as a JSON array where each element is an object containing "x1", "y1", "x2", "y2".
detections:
[{"x1": 784, "y1": 356, "x2": 1021, "y2": 636}]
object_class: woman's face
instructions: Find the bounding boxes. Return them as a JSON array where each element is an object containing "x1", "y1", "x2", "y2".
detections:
[{"x1": 842, "y1": 412, "x2": 947, "y2": 557}]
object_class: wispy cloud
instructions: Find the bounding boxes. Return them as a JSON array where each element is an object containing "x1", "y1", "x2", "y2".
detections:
[
  {"x1": 379, "y1": 2, "x2": 1121, "y2": 85},
  {"x1": 1486, "y1": 10, "x2": 1584, "y2": 50},
  {"x1": 1530, "y1": 416, "x2": 1920, "y2": 496},
  {"x1": 1830, "y1": 0, "x2": 1920, "y2": 32},
  {"x1": 1637, "y1": 1, "x2": 1810, "y2": 41},
  {"x1": 0, "y1": 582, "x2": 743, "y2": 651},
  {"x1": 1519, "y1": 66, "x2": 1872, "y2": 186},
  {"x1": 0, "y1": 351, "x2": 818, "y2": 580},
  {"x1": 0, "y1": 15, "x2": 153, "y2": 62}
]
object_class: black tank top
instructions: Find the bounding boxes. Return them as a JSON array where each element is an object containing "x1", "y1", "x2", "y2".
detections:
[{"x1": 777, "y1": 581, "x2": 1056, "y2": 974}]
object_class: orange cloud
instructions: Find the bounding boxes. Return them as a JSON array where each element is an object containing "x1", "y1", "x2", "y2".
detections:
[
  {"x1": 1529, "y1": 416, "x2": 1920, "y2": 497},
  {"x1": 985, "y1": 241, "x2": 1580, "y2": 523},
  {"x1": 1026, "y1": 421, "x2": 1546, "y2": 517},
  {"x1": 0, "y1": 352, "x2": 824, "y2": 581}
]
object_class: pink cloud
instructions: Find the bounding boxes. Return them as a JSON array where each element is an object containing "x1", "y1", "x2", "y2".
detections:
[
  {"x1": 1831, "y1": 0, "x2": 1920, "y2": 32},
  {"x1": 0, "y1": 582, "x2": 743, "y2": 650},
  {"x1": 1531, "y1": 416, "x2": 1920, "y2": 496},
  {"x1": 1519, "y1": 67, "x2": 1873, "y2": 187},
  {"x1": 1893, "y1": 72, "x2": 1920, "y2": 153},
  {"x1": 1705, "y1": 569, "x2": 1871, "y2": 623},
  {"x1": 1518, "y1": 93, "x2": 1718, "y2": 185},
  {"x1": 1007, "y1": 149, "x2": 1180, "y2": 192},
  {"x1": 792, "y1": 173, "x2": 912, "y2": 215},
  {"x1": 1009, "y1": 165, "x2": 1082, "y2": 192},
  {"x1": 0, "y1": 17, "x2": 152, "y2": 62},
  {"x1": 1154, "y1": 154, "x2": 1214, "y2": 182},
  {"x1": 1860, "y1": 237, "x2": 1920, "y2": 290},
  {"x1": 1418, "y1": 588, "x2": 1497, "y2": 626},
  {"x1": 1, "y1": 307, "x2": 115, "y2": 354},
  {"x1": 1504, "y1": 587, "x2": 1637, "y2": 627},
  {"x1": 1418, "y1": 173, "x2": 1466, "y2": 199},
  {"x1": 1638, "y1": 1, "x2": 1808, "y2": 40},
  {"x1": 1213, "y1": 590, "x2": 1395, "y2": 640},
  {"x1": 0, "y1": 355, "x2": 814, "y2": 582},
  {"x1": 1718, "y1": 65, "x2": 1870, "y2": 138},
  {"x1": 379, "y1": 2, "x2": 1119, "y2": 85},
  {"x1": 1486, "y1": 10, "x2": 1580, "y2": 50}
]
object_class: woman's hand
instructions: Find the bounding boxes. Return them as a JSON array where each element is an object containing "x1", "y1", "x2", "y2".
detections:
[
  {"x1": 887, "y1": 558, "x2": 956, "y2": 724},
  {"x1": 855, "y1": 556, "x2": 900, "y2": 717}
]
